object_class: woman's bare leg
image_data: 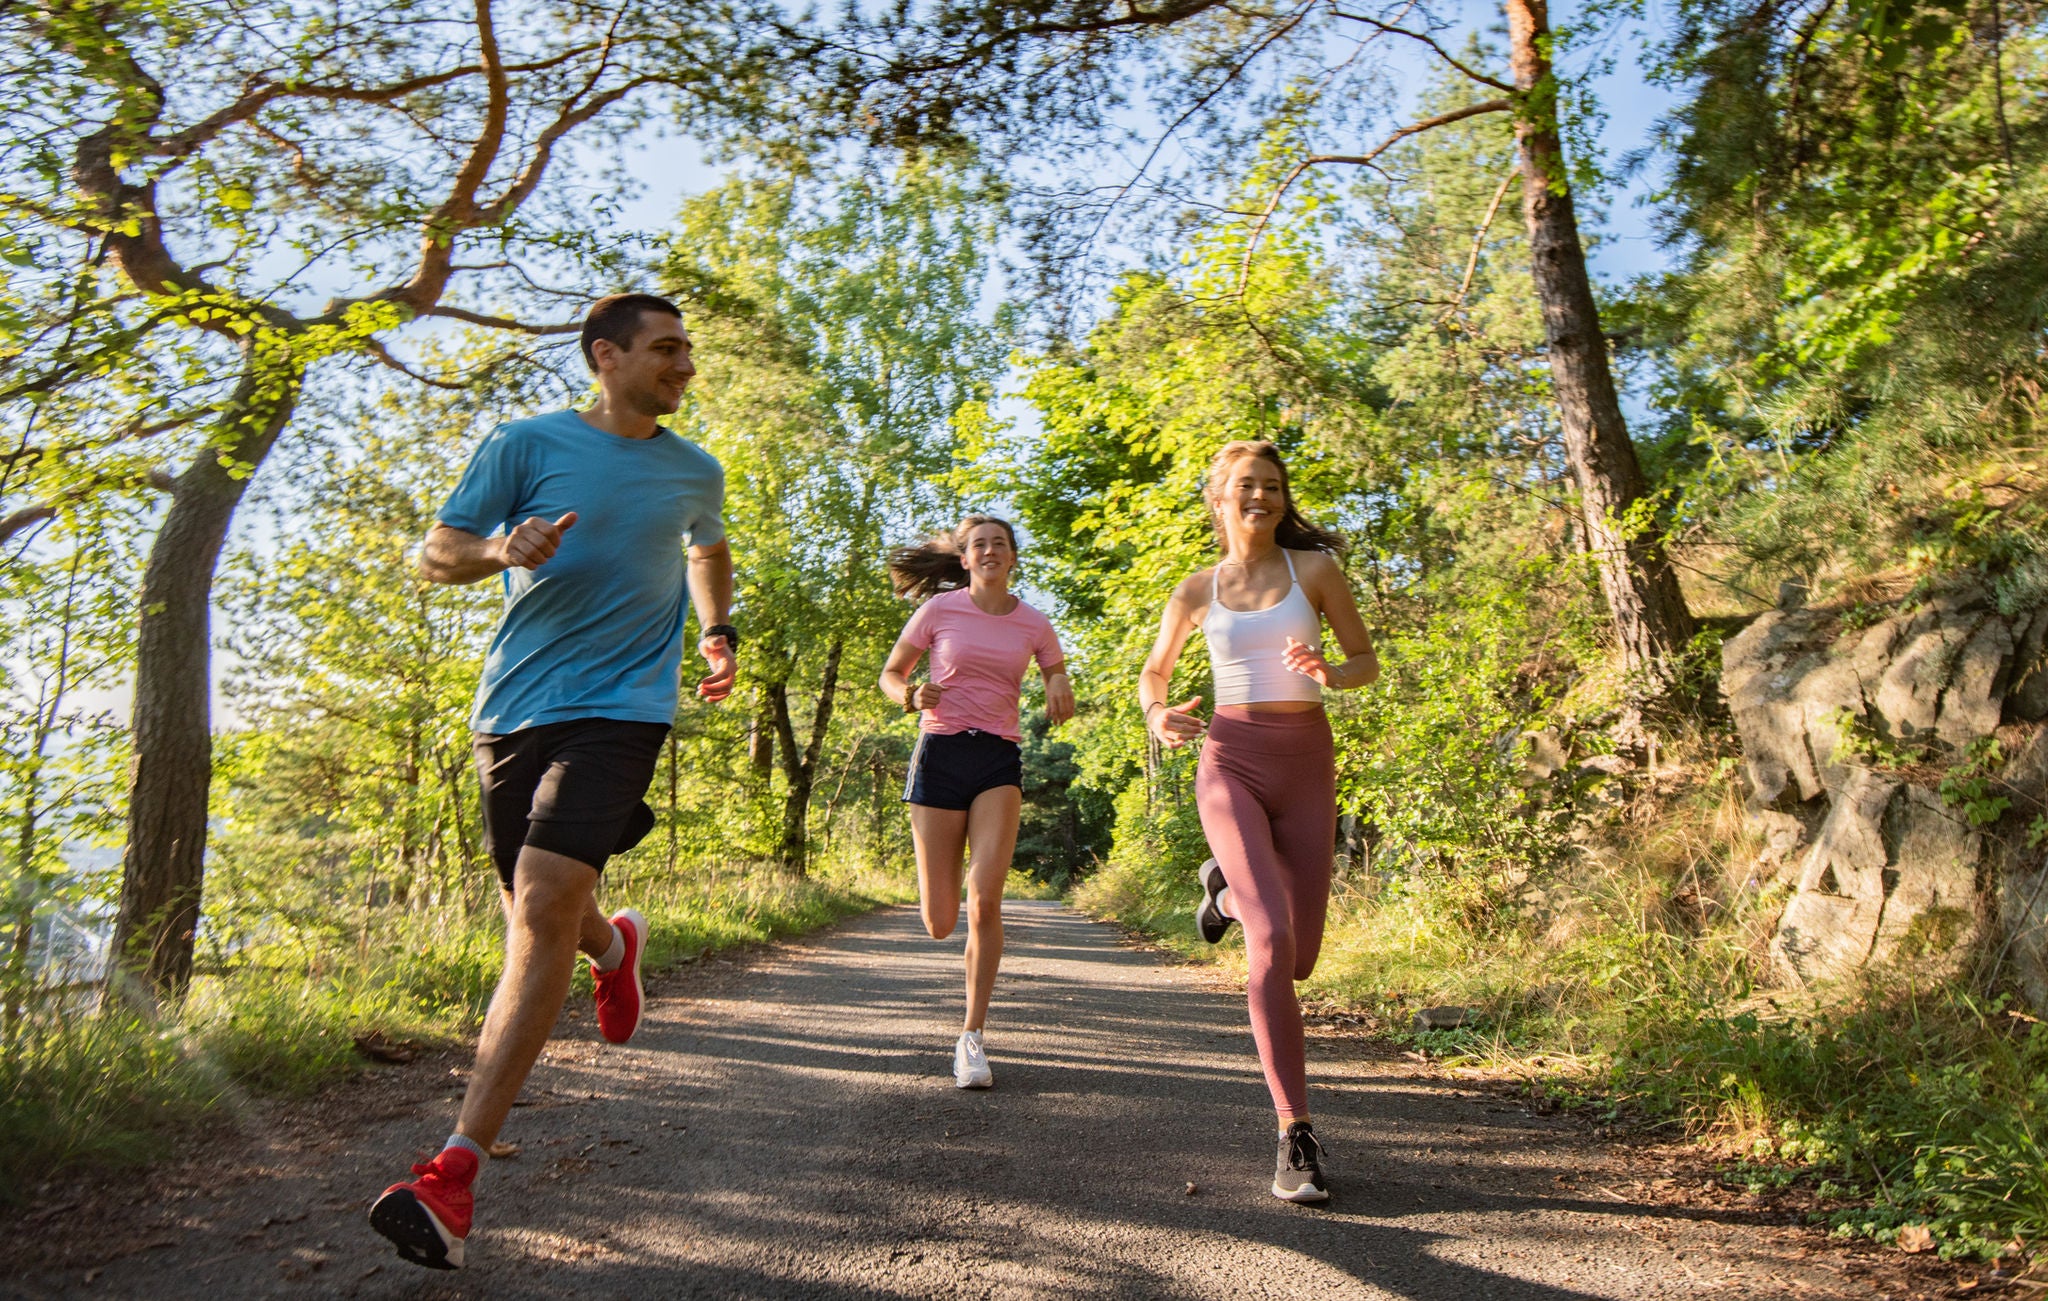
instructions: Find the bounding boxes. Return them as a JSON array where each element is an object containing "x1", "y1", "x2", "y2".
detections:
[
  {"x1": 910, "y1": 804, "x2": 970, "y2": 939},
  {"x1": 961, "y1": 786, "x2": 1022, "y2": 1033}
]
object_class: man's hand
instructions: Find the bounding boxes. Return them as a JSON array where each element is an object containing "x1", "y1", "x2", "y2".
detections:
[
  {"x1": 697, "y1": 633, "x2": 738, "y2": 702},
  {"x1": 498, "y1": 512, "x2": 577, "y2": 570}
]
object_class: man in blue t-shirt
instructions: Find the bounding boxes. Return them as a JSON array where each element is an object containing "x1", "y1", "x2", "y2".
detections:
[{"x1": 370, "y1": 293, "x2": 737, "y2": 1272}]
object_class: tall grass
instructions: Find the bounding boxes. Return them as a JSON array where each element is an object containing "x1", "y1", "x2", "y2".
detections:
[
  {"x1": 1076, "y1": 764, "x2": 2048, "y2": 1260},
  {"x1": 0, "y1": 863, "x2": 906, "y2": 1198}
]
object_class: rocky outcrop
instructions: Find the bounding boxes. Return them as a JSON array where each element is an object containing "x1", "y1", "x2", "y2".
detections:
[{"x1": 1721, "y1": 582, "x2": 2048, "y2": 998}]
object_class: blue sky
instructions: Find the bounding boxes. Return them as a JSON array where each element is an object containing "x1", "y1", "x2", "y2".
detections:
[{"x1": 613, "y1": 4, "x2": 1685, "y2": 288}]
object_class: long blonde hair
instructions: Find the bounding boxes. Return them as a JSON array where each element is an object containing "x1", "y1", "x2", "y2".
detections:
[{"x1": 1204, "y1": 440, "x2": 1345, "y2": 553}]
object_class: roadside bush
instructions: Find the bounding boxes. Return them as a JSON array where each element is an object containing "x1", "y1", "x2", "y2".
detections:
[{"x1": 1070, "y1": 769, "x2": 1209, "y2": 946}]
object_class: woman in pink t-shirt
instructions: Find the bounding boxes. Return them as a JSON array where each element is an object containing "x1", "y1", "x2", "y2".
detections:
[{"x1": 879, "y1": 515, "x2": 1074, "y2": 1089}]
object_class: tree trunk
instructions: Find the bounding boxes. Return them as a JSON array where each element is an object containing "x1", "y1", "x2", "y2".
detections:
[
  {"x1": 777, "y1": 762, "x2": 814, "y2": 876},
  {"x1": 1504, "y1": 0, "x2": 1694, "y2": 692},
  {"x1": 764, "y1": 640, "x2": 846, "y2": 876},
  {"x1": 7, "y1": 793, "x2": 37, "y2": 1039},
  {"x1": 748, "y1": 691, "x2": 774, "y2": 785},
  {"x1": 111, "y1": 361, "x2": 299, "y2": 1002}
]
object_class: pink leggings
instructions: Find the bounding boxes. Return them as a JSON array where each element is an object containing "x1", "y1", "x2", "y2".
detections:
[{"x1": 1195, "y1": 707, "x2": 1336, "y2": 1120}]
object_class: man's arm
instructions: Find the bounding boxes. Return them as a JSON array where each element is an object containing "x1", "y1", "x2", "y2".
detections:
[
  {"x1": 418, "y1": 513, "x2": 577, "y2": 585},
  {"x1": 688, "y1": 540, "x2": 737, "y2": 702}
]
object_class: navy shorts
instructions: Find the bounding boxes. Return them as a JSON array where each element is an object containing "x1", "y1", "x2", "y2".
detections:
[
  {"x1": 902, "y1": 729, "x2": 1023, "y2": 811},
  {"x1": 473, "y1": 718, "x2": 668, "y2": 890}
]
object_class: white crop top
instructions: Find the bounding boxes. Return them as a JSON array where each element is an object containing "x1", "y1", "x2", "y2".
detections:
[{"x1": 1203, "y1": 550, "x2": 1324, "y2": 706}]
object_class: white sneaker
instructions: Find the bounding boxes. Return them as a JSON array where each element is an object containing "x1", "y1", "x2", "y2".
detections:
[{"x1": 953, "y1": 1030, "x2": 992, "y2": 1089}]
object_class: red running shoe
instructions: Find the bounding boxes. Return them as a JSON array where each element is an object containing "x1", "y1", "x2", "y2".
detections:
[
  {"x1": 593, "y1": 908, "x2": 646, "y2": 1044},
  {"x1": 369, "y1": 1145, "x2": 476, "y2": 1269}
]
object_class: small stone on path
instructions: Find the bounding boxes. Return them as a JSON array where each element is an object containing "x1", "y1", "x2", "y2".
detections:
[{"x1": 1414, "y1": 1005, "x2": 1472, "y2": 1031}]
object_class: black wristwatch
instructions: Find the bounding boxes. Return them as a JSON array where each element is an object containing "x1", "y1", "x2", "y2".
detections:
[{"x1": 704, "y1": 623, "x2": 740, "y2": 650}]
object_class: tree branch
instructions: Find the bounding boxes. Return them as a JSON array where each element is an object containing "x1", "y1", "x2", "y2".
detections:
[
  {"x1": 419, "y1": 305, "x2": 579, "y2": 333},
  {"x1": 1082, "y1": 1, "x2": 1314, "y2": 252},
  {"x1": 149, "y1": 46, "x2": 612, "y2": 160},
  {"x1": 878, "y1": 0, "x2": 1234, "y2": 80},
  {"x1": 478, "y1": 75, "x2": 654, "y2": 227},
  {"x1": 385, "y1": 0, "x2": 513, "y2": 316},
  {"x1": 1441, "y1": 160, "x2": 1519, "y2": 321},
  {"x1": 364, "y1": 340, "x2": 480, "y2": 390},
  {"x1": 0, "y1": 504, "x2": 55, "y2": 547},
  {"x1": 1, "y1": 466, "x2": 175, "y2": 546},
  {"x1": 1236, "y1": 97, "x2": 1513, "y2": 294},
  {"x1": 1325, "y1": 5, "x2": 1515, "y2": 91}
]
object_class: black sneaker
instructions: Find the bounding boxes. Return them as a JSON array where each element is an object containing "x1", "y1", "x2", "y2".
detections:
[
  {"x1": 1273, "y1": 1121, "x2": 1329, "y2": 1203},
  {"x1": 1196, "y1": 858, "x2": 1234, "y2": 944}
]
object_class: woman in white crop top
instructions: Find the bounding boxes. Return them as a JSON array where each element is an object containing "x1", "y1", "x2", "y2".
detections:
[{"x1": 1137, "y1": 438, "x2": 1378, "y2": 1205}]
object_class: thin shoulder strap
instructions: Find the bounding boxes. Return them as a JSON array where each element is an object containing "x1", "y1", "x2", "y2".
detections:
[
  {"x1": 1210, "y1": 565, "x2": 1220, "y2": 603},
  {"x1": 1284, "y1": 550, "x2": 1298, "y2": 584}
]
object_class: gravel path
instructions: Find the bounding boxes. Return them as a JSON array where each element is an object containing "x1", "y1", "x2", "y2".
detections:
[{"x1": 7, "y1": 901, "x2": 1882, "y2": 1299}]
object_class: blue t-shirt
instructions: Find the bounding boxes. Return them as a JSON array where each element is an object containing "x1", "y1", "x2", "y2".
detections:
[{"x1": 439, "y1": 409, "x2": 726, "y2": 735}]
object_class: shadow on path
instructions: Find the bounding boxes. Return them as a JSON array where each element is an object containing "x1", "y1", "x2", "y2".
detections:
[{"x1": 7, "y1": 902, "x2": 1853, "y2": 1301}]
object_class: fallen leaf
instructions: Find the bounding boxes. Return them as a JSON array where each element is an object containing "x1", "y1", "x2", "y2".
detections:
[
  {"x1": 1897, "y1": 1224, "x2": 1936, "y2": 1254},
  {"x1": 1184, "y1": 1182, "x2": 1198, "y2": 1195},
  {"x1": 489, "y1": 1141, "x2": 520, "y2": 1159},
  {"x1": 352, "y1": 1031, "x2": 418, "y2": 1064}
]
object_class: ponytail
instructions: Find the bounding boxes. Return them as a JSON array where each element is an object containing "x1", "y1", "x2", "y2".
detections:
[{"x1": 888, "y1": 514, "x2": 1019, "y2": 601}]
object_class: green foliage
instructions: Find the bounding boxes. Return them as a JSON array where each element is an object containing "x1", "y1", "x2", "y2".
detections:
[
  {"x1": 1007, "y1": 91, "x2": 1607, "y2": 900},
  {"x1": 1345, "y1": 595, "x2": 1576, "y2": 878},
  {"x1": 1822, "y1": 705, "x2": 1933, "y2": 771},
  {"x1": 1014, "y1": 708, "x2": 1114, "y2": 887},
  {"x1": 1649, "y1": 0, "x2": 2048, "y2": 591},
  {"x1": 0, "y1": 498, "x2": 138, "y2": 1022},
  {"x1": 1627, "y1": 989, "x2": 2048, "y2": 1260},
  {"x1": 668, "y1": 161, "x2": 1010, "y2": 871},
  {"x1": 0, "y1": 1001, "x2": 220, "y2": 1192},
  {"x1": 1939, "y1": 737, "x2": 2014, "y2": 827},
  {"x1": 216, "y1": 379, "x2": 502, "y2": 916},
  {"x1": 1071, "y1": 766, "x2": 1212, "y2": 942}
]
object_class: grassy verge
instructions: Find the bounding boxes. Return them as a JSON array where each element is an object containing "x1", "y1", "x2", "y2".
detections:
[
  {"x1": 1074, "y1": 772, "x2": 2048, "y2": 1263},
  {"x1": 0, "y1": 864, "x2": 908, "y2": 1198}
]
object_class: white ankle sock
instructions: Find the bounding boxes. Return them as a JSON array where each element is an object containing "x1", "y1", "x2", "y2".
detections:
[
  {"x1": 444, "y1": 1133, "x2": 488, "y2": 1167},
  {"x1": 1216, "y1": 886, "x2": 1237, "y2": 920},
  {"x1": 592, "y1": 924, "x2": 625, "y2": 972}
]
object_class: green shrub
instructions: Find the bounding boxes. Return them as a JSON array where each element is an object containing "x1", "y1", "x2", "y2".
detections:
[{"x1": 0, "y1": 1002, "x2": 221, "y2": 1196}]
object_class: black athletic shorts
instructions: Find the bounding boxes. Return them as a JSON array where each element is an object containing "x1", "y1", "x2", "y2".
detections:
[
  {"x1": 901, "y1": 728, "x2": 1023, "y2": 811},
  {"x1": 472, "y1": 718, "x2": 668, "y2": 890}
]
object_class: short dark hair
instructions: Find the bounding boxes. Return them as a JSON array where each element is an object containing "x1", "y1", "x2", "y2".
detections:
[{"x1": 581, "y1": 293, "x2": 684, "y2": 372}]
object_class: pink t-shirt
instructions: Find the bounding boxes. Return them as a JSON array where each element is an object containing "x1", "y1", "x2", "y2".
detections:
[{"x1": 901, "y1": 588, "x2": 1064, "y2": 742}]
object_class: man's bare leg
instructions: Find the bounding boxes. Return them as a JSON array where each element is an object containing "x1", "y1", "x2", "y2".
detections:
[
  {"x1": 498, "y1": 883, "x2": 615, "y2": 960},
  {"x1": 459, "y1": 847, "x2": 609, "y2": 1150}
]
